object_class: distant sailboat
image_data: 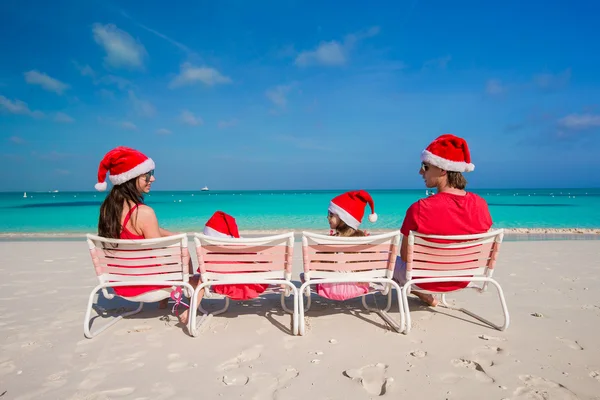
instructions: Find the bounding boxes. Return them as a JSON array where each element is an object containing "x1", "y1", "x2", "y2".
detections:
[
  {"x1": 23, "y1": 192, "x2": 27, "y2": 198},
  {"x1": 201, "y1": 186, "x2": 209, "y2": 191}
]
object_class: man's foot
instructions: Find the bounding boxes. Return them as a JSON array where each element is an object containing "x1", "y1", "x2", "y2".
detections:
[
  {"x1": 413, "y1": 291, "x2": 438, "y2": 307},
  {"x1": 158, "y1": 298, "x2": 169, "y2": 309}
]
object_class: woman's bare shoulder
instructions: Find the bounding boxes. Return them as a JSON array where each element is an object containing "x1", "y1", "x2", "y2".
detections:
[{"x1": 134, "y1": 204, "x2": 157, "y2": 219}]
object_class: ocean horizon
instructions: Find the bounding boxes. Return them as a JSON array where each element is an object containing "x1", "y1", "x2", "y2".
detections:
[{"x1": 1, "y1": 188, "x2": 599, "y2": 235}]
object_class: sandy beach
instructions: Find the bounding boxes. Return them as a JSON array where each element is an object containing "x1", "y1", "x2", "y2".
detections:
[{"x1": 1, "y1": 239, "x2": 599, "y2": 399}]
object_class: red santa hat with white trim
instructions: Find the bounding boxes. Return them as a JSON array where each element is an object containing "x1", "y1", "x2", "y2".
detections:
[
  {"x1": 328, "y1": 190, "x2": 377, "y2": 230},
  {"x1": 421, "y1": 134, "x2": 475, "y2": 173},
  {"x1": 203, "y1": 211, "x2": 240, "y2": 238},
  {"x1": 95, "y1": 146, "x2": 155, "y2": 191}
]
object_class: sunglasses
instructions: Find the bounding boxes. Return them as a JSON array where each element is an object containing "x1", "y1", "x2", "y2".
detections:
[
  {"x1": 143, "y1": 170, "x2": 155, "y2": 181},
  {"x1": 327, "y1": 211, "x2": 335, "y2": 218},
  {"x1": 420, "y1": 163, "x2": 430, "y2": 172}
]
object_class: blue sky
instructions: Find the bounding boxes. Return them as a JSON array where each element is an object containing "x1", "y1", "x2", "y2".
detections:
[{"x1": 1, "y1": 0, "x2": 599, "y2": 191}]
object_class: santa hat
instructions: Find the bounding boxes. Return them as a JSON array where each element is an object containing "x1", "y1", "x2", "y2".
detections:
[
  {"x1": 421, "y1": 134, "x2": 475, "y2": 173},
  {"x1": 95, "y1": 146, "x2": 155, "y2": 191},
  {"x1": 328, "y1": 190, "x2": 377, "y2": 230},
  {"x1": 203, "y1": 211, "x2": 240, "y2": 238}
]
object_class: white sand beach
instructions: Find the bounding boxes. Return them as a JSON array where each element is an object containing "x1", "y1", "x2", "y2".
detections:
[{"x1": 1, "y1": 239, "x2": 599, "y2": 399}]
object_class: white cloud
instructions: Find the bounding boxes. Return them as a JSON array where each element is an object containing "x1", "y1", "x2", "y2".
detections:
[
  {"x1": 558, "y1": 113, "x2": 600, "y2": 130},
  {"x1": 217, "y1": 119, "x2": 238, "y2": 129},
  {"x1": 0, "y1": 95, "x2": 44, "y2": 118},
  {"x1": 423, "y1": 55, "x2": 452, "y2": 69},
  {"x1": 156, "y1": 128, "x2": 172, "y2": 135},
  {"x1": 97, "y1": 88, "x2": 115, "y2": 99},
  {"x1": 179, "y1": 110, "x2": 203, "y2": 126},
  {"x1": 99, "y1": 75, "x2": 132, "y2": 90},
  {"x1": 73, "y1": 61, "x2": 96, "y2": 78},
  {"x1": 295, "y1": 41, "x2": 346, "y2": 67},
  {"x1": 295, "y1": 26, "x2": 379, "y2": 67},
  {"x1": 121, "y1": 121, "x2": 138, "y2": 131},
  {"x1": 128, "y1": 90, "x2": 155, "y2": 117},
  {"x1": 266, "y1": 84, "x2": 293, "y2": 108},
  {"x1": 486, "y1": 79, "x2": 505, "y2": 95},
  {"x1": 9, "y1": 136, "x2": 26, "y2": 144},
  {"x1": 24, "y1": 70, "x2": 69, "y2": 94},
  {"x1": 534, "y1": 69, "x2": 571, "y2": 90},
  {"x1": 169, "y1": 63, "x2": 232, "y2": 88},
  {"x1": 55, "y1": 112, "x2": 74, "y2": 123},
  {"x1": 92, "y1": 23, "x2": 147, "y2": 70}
]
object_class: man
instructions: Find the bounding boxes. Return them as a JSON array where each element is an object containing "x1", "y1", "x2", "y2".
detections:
[{"x1": 394, "y1": 134, "x2": 493, "y2": 306}]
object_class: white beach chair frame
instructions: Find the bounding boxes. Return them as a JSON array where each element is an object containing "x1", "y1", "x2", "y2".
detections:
[
  {"x1": 190, "y1": 232, "x2": 298, "y2": 337},
  {"x1": 402, "y1": 229, "x2": 509, "y2": 334},
  {"x1": 299, "y1": 231, "x2": 404, "y2": 335},
  {"x1": 84, "y1": 233, "x2": 193, "y2": 338}
]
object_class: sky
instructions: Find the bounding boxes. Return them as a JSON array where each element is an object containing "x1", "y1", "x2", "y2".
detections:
[{"x1": 1, "y1": 0, "x2": 600, "y2": 192}]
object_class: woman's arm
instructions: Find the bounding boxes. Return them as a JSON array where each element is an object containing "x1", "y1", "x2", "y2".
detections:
[{"x1": 159, "y1": 227, "x2": 176, "y2": 237}]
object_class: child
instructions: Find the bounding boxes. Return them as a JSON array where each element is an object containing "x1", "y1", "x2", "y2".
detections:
[
  {"x1": 202, "y1": 211, "x2": 269, "y2": 300},
  {"x1": 316, "y1": 190, "x2": 378, "y2": 301}
]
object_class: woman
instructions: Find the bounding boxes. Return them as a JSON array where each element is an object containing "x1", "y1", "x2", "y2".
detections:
[{"x1": 95, "y1": 146, "x2": 202, "y2": 324}]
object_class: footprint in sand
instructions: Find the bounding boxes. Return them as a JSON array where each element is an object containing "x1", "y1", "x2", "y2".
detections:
[
  {"x1": 79, "y1": 371, "x2": 108, "y2": 390},
  {"x1": 451, "y1": 358, "x2": 494, "y2": 383},
  {"x1": 513, "y1": 375, "x2": 579, "y2": 399},
  {"x1": 475, "y1": 345, "x2": 504, "y2": 356},
  {"x1": 0, "y1": 359, "x2": 16, "y2": 376},
  {"x1": 249, "y1": 368, "x2": 300, "y2": 399},
  {"x1": 557, "y1": 337, "x2": 584, "y2": 350},
  {"x1": 590, "y1": 371, "x2": 599, "y2": 381},
  {"x1": 344, "y1": 363, "x2": 393, "y2": 396},
  {"x1": 167, "y1": 361, "x2": 197, "y2": 373},
  {"x1": 478, "y1": 334, "x2": 507, "y2": 342},
  {"x1": 217, "y1": 345, "x2": 263, "y2": 372}
]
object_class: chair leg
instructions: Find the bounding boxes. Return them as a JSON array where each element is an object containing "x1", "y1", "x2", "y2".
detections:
[
  {"x1": 441, "y1": 293, "x2": 450, "y2": 307},
  {"x1": 83, "y1": 286, "x2": 143, "y2": 339},
  {"x1": 371, "y1": 281, "x2": 404, "y2": 333},
  {"x1": 280, "y1": 289, "x2": 299, "y2": 336},
  {"x1": 189, "y1": 282, "x2": 211, "y2": 338},
  {"x1": 448, "y1": 279, "x2": 510, "y2": 331},
  {"x1": 298, "y1": 282, "x2": 310, "y2": 336},
  {"x1": 401, "y1": 283, "x2": 413, "y2": 334}
]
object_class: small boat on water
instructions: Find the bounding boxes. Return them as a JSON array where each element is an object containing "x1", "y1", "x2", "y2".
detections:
[
  {"x1": 23, "y1": 192, "x2": 27, "y2": 198},
  {"x1": 201, "y1": 186, "x2": 209, "y2": 191}
]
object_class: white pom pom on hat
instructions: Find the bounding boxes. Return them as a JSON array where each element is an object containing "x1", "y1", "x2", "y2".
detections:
[{"x1": 368, "y1": 213, "x2": 378, "y2": 223}]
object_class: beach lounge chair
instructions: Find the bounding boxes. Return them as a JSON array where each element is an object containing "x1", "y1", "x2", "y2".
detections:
[
  {"x1": 190, "y1": 232, "x2": 298, "y2": 336},
  {"x1": 83, "y1": 233, "x2": 193, "y2": 338},
  {"x1": 402, "y1": 229, "x2": 509, "y2": 334},
  {"x1": 299, "y1": 231, "x2": 404, "y2": 335}
]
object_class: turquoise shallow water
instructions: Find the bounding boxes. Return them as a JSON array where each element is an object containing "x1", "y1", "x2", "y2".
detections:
[{"x1": 0, "y1": 188, "x2": 599, "y2": 234}]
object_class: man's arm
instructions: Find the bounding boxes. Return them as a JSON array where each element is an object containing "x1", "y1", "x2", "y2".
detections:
[{"x1": 399, "y1": 202, "x2": 419, "y2": 262}]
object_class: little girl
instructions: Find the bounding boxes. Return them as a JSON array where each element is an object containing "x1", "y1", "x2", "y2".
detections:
[
  {"x1": 316, "y1": 190, "x2": 378, "y2": 301},
  {"x1": 202, "y1": 211, "x2": 269, "y2": 300}
]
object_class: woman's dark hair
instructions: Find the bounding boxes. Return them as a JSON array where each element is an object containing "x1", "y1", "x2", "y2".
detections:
[
  {"x1": 334, "y1": 220, "x2": 367, "y2": 237},
  {"x1": 98, "y1": 178, "x2": 143, "y2": 238},
  {"x1": 447, "y1": 171, "x2": 467, "y2": 190}
]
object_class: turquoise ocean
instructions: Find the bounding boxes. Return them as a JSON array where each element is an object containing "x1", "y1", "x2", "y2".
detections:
[{"x1": 1, "y1": 188, "x2": 599, "y2": 235}]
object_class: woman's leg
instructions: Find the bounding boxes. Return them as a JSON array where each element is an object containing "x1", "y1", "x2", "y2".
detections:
[{"x1": 178, "y1": 275, "x2": 204, "y2": 325}]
